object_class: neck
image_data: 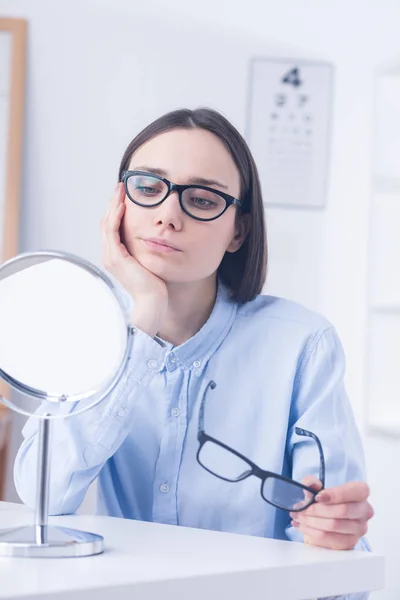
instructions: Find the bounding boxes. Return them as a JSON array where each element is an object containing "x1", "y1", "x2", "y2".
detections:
[{"x1": 157, "y1": 276, "x2": 218, "y2": 346}]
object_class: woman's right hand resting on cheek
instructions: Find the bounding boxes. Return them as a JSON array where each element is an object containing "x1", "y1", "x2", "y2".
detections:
[{"x1": 101, "y1": 182, "x2": 168, "y2": 338}]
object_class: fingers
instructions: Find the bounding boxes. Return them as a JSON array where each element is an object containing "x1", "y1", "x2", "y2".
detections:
[
  {"x1": 291, "y1": 479, "x2": 373, "y2": 550},
  {"x1": 102, "y1": 183, "x2": 129, "y2": 271},
  {"x1": 108, "y1": 187, "x2": 126, "y2": 254},
  {"x1": 101, "y1": 183, "x2": 125, "y2": 231},
  {"x1": 292, "y1": 513, "x2": 369, "y2": 536},
  {"x1": 292, "y1": 500, "x2": 374, "y2": 521},
  {"x1": 106, "y1": 183, "x2": 125, "y2": 234},
  {"x1": 101, "y1": 183, "x2": 121, "y2": 227},
  {"x1": 316, "y1": 482, "x2": 370, "y2": 505},
  {"x1": 292, "y1": 522, "x2": 361, "y2": 551},
  {"x1": 301, "y1": 475, "x2": 323, "y2": 492}
]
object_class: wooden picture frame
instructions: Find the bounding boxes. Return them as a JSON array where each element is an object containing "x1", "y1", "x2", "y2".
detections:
[{"x1": 0, "y1": 17, "x2": 27, "y2": 498}]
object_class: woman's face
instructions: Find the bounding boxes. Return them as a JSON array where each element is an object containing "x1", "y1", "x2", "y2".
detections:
[{"x1": 120, "y1": 128, "x2": 247, "y2": 285}]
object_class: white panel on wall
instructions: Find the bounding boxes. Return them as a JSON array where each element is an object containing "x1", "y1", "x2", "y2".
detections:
[
  {"x1": 367, "y1": 312, "x2": 400, "y2": 434},
  {"x1": 367, "y1": 65, "x2": 400, "y2": 435},
  {"x1": 375, "y1": 72, "x2": 400, "y2": 184},
  {"x1": 369, "y1": 192, "x2": 400, "y2": 308},
  {"x1": 263, "y1": 209, "x2": 325, "y2": 313}
]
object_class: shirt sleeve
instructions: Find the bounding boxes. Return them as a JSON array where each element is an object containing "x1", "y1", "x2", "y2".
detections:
[
  {"x1": 14, "y1": 326, "x2": 168, "y2": 515},
  {"x1": 284, "y1": 327, "x2": 371, "y2": 600}
]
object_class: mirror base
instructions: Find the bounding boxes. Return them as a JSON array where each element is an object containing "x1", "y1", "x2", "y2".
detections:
[{"x1": 0, "y1": 524, "x2": 104, "y2": 557}]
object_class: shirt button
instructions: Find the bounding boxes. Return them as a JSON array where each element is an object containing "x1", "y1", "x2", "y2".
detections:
[
  {"x1": 147, "y1": 359, "x2": 158, "y2": 370},
  {"x1": 159, "y1": 483, "x2": 170, "y2": 494},
  {"x1": 169, "y1": 355, "x2": 177, "y2": 363},
  {"x1": 117, "y1": 407, "x2": 125, "y2": 417},
  {"x1": 170, "y1": 407, "x2": 180, "y2": 417},
  {"x1": 193, "y1": 359, "x2": 201, "y2": 368}
]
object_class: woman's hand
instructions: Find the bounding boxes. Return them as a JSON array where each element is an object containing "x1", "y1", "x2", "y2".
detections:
[
  {"x1": 290, "y1": 476, "x2": 374, "y2": 550},
  {"x1": 101, "y1": 182, "x2": 168, "y2": 337}
]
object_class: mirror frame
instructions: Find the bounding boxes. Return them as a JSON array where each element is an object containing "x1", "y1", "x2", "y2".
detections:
[{"x1": 0, "y1": 250, "x2": 133, "y2": 419}]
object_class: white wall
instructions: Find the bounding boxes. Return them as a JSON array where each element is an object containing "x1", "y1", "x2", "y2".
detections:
[{"x1": 1, "y1": 0, "x2": 400, "y2": 596}]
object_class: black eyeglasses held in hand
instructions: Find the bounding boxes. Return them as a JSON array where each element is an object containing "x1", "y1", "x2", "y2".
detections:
[
  {"x1": 121, "y1": 170, "x2": 244, "y2": 222},
  {"x1": 196, "y1": 380, "x2": 326, "y2": 513}
]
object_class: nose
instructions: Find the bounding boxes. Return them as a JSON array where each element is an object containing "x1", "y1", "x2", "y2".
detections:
[{"x1": 153, "y1": 190, "x2": 184, "y2": 231}]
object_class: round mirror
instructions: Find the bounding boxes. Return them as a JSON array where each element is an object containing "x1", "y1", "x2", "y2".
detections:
[
  {"x1": 0, "y1": 250, "x2": 133, "y2": 558},
  {"x1": 0, "y1": 250, "x2": 131, "y2": 418}
]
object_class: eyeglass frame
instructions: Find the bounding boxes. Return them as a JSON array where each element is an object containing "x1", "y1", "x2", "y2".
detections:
[
  {"x1": 121, "y1": 170, "x2": 245, "y2": 222},
  {"x1": 196, "y1": 380, "x2": 326, "y2": 513}
]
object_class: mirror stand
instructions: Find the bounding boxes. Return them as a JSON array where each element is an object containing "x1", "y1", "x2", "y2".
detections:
[
  {"x1": 0, "y1": 415, "x2": 104, "y2": 557},
  {"x1": 0, "y1": 250, "x2": 132, "y2": 558}
]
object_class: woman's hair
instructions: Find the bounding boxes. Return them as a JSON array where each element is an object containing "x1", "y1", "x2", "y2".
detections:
[{"x1": 118, "y1": 108, "x2": 267, "y2": 303}]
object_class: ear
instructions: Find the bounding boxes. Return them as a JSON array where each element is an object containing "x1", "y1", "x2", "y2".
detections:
[{"x1": 226, "y1": 214, "x2": 251, "y2": 253}]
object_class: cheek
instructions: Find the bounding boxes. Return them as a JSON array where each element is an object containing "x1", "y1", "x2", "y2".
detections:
[
  {"x1": 191, "y1": 220, "x2": 235, "y2": 264},
  {"x1": 120, "y1": 200, "x2": 144, "y2": 241}
]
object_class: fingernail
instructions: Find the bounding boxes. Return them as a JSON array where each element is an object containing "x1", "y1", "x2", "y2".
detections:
[{"x1": 316, "y1": 491, "x2": 331, "y2": 503}]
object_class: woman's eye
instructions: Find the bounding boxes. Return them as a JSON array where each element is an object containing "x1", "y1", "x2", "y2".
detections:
[
  {"x1": 191, "y1": 196, "x2": 216, "y2": 208},
  {"x1": 137, "y1": 186, "x2": 161, "y2": 195}
]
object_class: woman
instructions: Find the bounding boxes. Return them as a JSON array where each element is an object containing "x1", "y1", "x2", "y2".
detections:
[{"x1": 15, "y1": 108, "x2": 373, "y2": 558}]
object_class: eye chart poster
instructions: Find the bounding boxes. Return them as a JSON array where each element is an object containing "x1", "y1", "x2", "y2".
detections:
[{"x1": 246, "y1": 58, "x2": 334, "y2": 209}]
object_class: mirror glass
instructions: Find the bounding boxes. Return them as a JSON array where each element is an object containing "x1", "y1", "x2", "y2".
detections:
[{"x1": 0, "y1": 252, "x2": 130, "y2": 413}]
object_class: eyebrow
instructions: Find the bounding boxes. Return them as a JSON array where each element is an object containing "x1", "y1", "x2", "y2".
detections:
[{"x1": 133, "y1": 166, "x2": 229, "y2": 190}]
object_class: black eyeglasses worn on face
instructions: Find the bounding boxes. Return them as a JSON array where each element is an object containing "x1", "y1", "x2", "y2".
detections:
[
  {"x1": 121, "y1": 170, "x2": 244, "y2": 222},
  {"x1": 196, "y1": 381, "x2": 326, "y2": 513}
]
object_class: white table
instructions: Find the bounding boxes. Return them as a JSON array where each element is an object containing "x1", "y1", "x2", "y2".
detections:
[{"x1": 0, "y1": 501, "x2": 384, "y2": 600}]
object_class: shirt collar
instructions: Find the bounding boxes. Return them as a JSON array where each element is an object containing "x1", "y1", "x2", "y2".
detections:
[{"x1": 160, "y1": 281, "x2": 238, "y2": 374}]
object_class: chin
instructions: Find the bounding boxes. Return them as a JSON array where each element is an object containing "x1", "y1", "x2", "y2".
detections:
[
  {"x1": 136, "y1": 252, "x2": 185, "y2": 282},
  {"x1": 143, "y1": 257, "x2": 217, "y2": 286}
]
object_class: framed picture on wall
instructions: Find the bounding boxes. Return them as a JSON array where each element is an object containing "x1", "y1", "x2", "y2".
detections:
[
  {"x1": 0, "y1": 17, "x2": 27, "y2": 498},
  {"x1": 0, "y1": 17, "x2": 26, "y2": 261},
  {"x1": 366, "y1": 65, "x2": 400, "y2": 437},
  {"x1": 246, "y1": 57, "x2": 334, "y2": 210}
]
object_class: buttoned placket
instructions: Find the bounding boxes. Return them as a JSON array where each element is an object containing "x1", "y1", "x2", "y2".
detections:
[
  {"x1": 151, "y1": 355, "x2": 189, "y2": 525},
  {"x1": 149, "y1": 283, "x2": 237, "y2": 525}
]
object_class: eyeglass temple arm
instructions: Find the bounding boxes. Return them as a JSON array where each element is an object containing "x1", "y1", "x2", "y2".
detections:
[
  {"x1": 294, "y1": 427, "x2": 326, "y2": 489},
  {"x1": 198, "y1": 380, "x2": 216, "y2": 437}
]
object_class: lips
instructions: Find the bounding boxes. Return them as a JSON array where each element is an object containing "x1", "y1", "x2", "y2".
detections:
[{"x1": 142, "y1": 238, "x2": 182, "y2": 252}]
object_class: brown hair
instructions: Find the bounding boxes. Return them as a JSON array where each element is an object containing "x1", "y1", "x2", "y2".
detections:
[{"x1": 118, "y1": 108, "x2": 267, "y2": 303}]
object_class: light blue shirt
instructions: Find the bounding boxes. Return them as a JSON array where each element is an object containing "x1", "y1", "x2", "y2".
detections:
[{"x1": 14, "y1": 282, "x2": 370, "y2": 599}]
